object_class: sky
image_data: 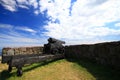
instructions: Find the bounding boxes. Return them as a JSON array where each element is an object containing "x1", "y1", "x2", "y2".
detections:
[{"x1": 0, "y1": 0, "x2": 120, "y2": 49}]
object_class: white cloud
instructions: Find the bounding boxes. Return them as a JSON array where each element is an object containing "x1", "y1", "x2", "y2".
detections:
[
  {"x1": 115, "y1": 23, "x2": 120, "y2": 27},
  {"x1": 38, "y1": 0, "x2": 120, "y2": 44},
  {"x1": 16, "y1": 27, "x2": 37, "y2": 33},
  {"x1": 0, "y1": 0, "x2": 17, "y2": 11},
  {"x1": 18, "y1": 5, "x2": 29, "y2": 9},
  {"x1": 0, "y1": 33, "x2": 44, "y2": 48},
  {"x1": 34, "y1": 10, "x2": 39, "y2": 15},
  {"x1": 0, "y1": 24, "x2": 38, "y2": 42},
  {"x1": 0, "y1": 23, "x2": 13, "y2": 29},
  {"x1": 0, "y1": 24, "x2": 46, "y2": 47},
  {"x1": 0, "y1": 0, "x2": 38, "y2": 12},
  {"x1": 28, "y1": 0, "x2": 38, "y2": 9},
  {"x1": 0, "y1": 33, "x2": 38, "y2": 43},
  {"x1": 0, "y1": 43, "x2": 43, "y2": 48}
]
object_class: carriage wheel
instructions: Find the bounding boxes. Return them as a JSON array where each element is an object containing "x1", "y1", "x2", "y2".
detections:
[
  {"x1": 8, "y1": 65, "x2": 12, "y2": 72},
  {"x1": 17, "y1": 67, "x2": 23, "y2": 76}
]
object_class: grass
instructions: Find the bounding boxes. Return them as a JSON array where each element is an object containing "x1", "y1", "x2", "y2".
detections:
[{"x1": 0, "y1": 59, "x2": 120, "y2": 80}]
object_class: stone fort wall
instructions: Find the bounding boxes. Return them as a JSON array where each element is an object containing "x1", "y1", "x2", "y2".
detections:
[
  {"x1": 2, "y1": 46, "x2": 43, "y2": 55},
  {"x1": 65, "y1": 41, "x2": 120, "y2": 69}
]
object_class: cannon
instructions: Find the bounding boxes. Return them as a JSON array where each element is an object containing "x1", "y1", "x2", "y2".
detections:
[
  {"x1": 1, "y1": 38, "x2": 65, "y2": 76},
  {"x1": 43, "y1": 37, "x2": 65, "y2": 54},
  {"x1": 2, "y1": 54, "x2": 64, "y2": 76}
]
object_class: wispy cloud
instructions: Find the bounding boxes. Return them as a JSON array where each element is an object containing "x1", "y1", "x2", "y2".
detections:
[
  {"x1": 15, "y1": 27, "x2": 37, "y2": 33},
  {"x1": 115, "y1": 23, "x2": 120, "y2": 27},
  {"x1": 34, "y1": 10, "x2": 39, "y2": 15},
  {"x1": 0, "y1": 0, "x2": 17, "y2": 11},
  {"x1": 0, "y1": 0, "x2": 38, "y2": 11},
  {"x1": 0, "y1": 23, "x2": 46, "y2": 47},
  {"x1": 0, "y1": 23, "x2": 13, "y2": 29},
  {"x1": 0, "y1": 33, "x2": 39, "y2": 43},
  {"x1": 18, "y1": 4, "x2": 29, "y2": 9}
]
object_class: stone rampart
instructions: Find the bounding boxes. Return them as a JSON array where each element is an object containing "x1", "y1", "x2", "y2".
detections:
[
  {"x1": 65, "y1": 41, "x2": 120, "y2": 69},
  {"x1": 2, "y1": 46, "x2": 43, "y2": 55}
]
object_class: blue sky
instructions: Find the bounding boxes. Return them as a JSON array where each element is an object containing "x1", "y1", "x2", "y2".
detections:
[{"x1": 0, "y1": 0, "x2": 120, "y2": 49}]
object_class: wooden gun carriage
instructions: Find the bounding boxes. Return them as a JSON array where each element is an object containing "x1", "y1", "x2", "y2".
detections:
[{"x1": 1, "y1": 38, "x2": 65, "y2": 76}]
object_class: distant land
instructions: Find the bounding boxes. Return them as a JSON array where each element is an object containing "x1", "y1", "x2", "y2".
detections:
[{"x1": 0, "y1": 48, "x2": 2, "y2": 56}]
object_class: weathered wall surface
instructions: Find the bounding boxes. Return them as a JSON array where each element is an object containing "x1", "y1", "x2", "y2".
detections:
[
  {"x1": 2, "y1": 46, "x2": 43, "y2": 55},
  {"x1": 65, "y1": 41, "x2": 120, "y2": 69}
]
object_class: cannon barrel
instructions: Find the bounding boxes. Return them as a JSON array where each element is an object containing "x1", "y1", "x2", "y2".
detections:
[
  {"x1": 48, "y1": 37, "x2": 65, "y2": 44},
  {"x1": 43, "y1": 38, "x2": 65, "y2": 54}
]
